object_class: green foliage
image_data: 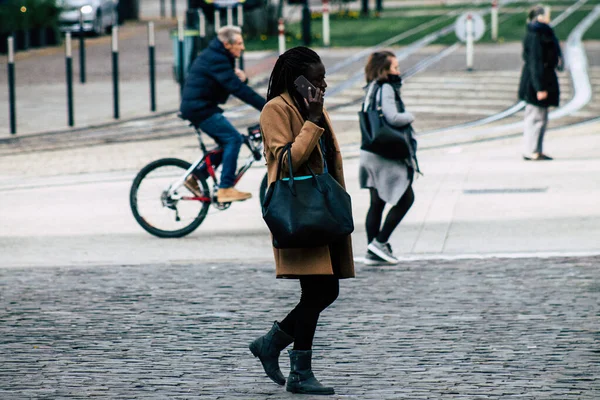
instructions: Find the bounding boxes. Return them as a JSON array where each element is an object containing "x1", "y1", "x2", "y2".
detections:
[{"x1": 0, "y1": 0, "x2": 60, "y2": 33}]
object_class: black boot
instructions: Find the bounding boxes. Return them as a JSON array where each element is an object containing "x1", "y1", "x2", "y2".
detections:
[
  {"x1": 286, "y1": 350, "x2": 335, "y2": 395},
  {"x1": 249, "y1": 321, "x2": 294, "y2": 385}
]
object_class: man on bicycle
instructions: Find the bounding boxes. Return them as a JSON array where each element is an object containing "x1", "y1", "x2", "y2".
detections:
[{"x1": 180, "y1": 25, "x2": 266, "y2": 203}]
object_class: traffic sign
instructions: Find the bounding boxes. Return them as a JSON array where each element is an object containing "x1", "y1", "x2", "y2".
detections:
[{"x1": 455, "y1": 12, "x2": 486, "y2": 42}]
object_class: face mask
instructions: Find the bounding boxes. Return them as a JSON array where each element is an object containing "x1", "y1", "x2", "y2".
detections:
[{"x1": 388, "y1": 74, "x2": 402, "y2": 85}]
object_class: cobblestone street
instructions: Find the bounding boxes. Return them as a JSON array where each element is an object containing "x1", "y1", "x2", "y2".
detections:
[{"x1": 1, "y1": 256, "x2": 598, "y2": 399}]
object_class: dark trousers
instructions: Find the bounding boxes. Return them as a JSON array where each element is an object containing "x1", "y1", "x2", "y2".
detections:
[
  {"x1": 278, "y1": 276, "x2": 339, "y2": 351},
  {"x1": 366, "y1": 186, "x2": 415, "y2": 243},
  {"x1": 197, "y1": 113, "x2": 243, "y2": 188}
]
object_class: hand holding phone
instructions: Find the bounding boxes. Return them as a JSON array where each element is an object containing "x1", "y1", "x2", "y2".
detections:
[
  {"x1": 294, "y1": 75, "x2": 317, "y2": 99},
  {"x1": 294, "y1": 75, "x2": 323, "y2": 123}
]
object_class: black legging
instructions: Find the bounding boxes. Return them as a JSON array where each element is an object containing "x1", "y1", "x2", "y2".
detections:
[
  {"x1": 366, "y1": 186, "x2": 415, "y2": 244},
  {"x1": 278, "y1": 276, "x2": 339, "y2": 351}
]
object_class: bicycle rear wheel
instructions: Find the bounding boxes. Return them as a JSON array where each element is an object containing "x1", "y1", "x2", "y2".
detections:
[{"x1": 130, "y1": 158, "x2": 210, "y2": 238}]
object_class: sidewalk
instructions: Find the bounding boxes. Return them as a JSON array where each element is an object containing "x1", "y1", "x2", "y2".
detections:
[{"x1": 1, "y1": 119, "x2": 599, "y2": 268}]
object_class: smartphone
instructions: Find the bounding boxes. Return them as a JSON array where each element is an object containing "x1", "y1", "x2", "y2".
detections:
[{"x1": 294, "y1": 75, "x2": 317, "y2": 99}]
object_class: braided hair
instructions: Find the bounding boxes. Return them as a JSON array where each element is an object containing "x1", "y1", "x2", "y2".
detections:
[
  {"x1": 266, "y1": 47, "x2": 335, "y2": 165},
  {"x1": 266, "y1": 46, "x2": 322, "y2": 102}
]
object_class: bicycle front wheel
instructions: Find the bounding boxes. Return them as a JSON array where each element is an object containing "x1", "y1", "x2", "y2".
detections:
[{"x1": 130, "y1": 158, "x2": 210, "y2": 238}]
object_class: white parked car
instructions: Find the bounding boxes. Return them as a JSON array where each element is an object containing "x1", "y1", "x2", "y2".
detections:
[{"x1": 58, "y1": 0, "x2": 119, "y2": 36}]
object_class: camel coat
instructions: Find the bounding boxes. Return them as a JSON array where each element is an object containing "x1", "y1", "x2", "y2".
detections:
[{"x1": 260, "y1": 91, "x2": 355, "y2": 279}]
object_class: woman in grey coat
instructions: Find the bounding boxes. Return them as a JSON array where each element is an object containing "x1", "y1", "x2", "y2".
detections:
[{"x1": 360, "y1": 51, "x2": 416, "y2": 265}]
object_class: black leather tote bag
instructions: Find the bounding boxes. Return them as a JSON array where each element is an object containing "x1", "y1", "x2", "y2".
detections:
[
  {"x1": 358, "y1": 84, "x2": 414, "y2": 160},
  {"x1": 262, "y1": 143, "x2": 354, "y2": 249}
]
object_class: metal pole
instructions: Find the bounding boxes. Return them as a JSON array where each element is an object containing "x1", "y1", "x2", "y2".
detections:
[
  {"x1": 278, "y1": 18, "x2": 285, "y2": 55},
  {"x1": 178, "y1": 17, "x2": 185, "y2": 96},
  {"x1": 148, "y1": 22, "x2": 156, "y2": 112},
  {"x1": 65, "y1": 33, "x2": 74, "y2": 126},
  {"x1": 491, "y1": 0, "x2": 499, "y2": 41},
  {"x1": 237, "y1": 4, "x2": 244, "y2": 70},
  {"x1": 7, "y1": 36, "x2": 16, "y2": 135},
  {"x1": 323, "y1": 0, "x2": 330, "y2": 47},
  {"x1": 237, "y1": 3, "x2": 244, "y2": 26},
  {"x1": 198, "y1": 9, "x2": 206, "y2": 55},
  {"x1": 214, "y1": 9, "x2": 221, "y2": 32},
  {"x1": 466, "y1": 14, "x2": 474, "y2": 71},
  {"x1": 79, "y1": 10, "x2": 86, "y2": 83},
  {"x1": 160, "y1": 0, "x2": 166, "y2": 18},
  {"x1": 112, "y1": 26, "x2": 120, "y2": 119},
  {"x1": 171, "y1": 0, "x2": 176, "y2": 19},
  {"x1": 226, "y1": 6, "x2": 233, "y2": 26},
  {"x1": 361, "y1": 0, "x2": 368, "y2": 16},
  {"x1": 301, "y1": 0, "x2": 311, "y2": 46}
]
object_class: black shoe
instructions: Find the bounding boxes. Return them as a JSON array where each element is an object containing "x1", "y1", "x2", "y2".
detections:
[
  {"x1": 537, "y1": 153, "x2": 553, "y2": 160},
  {"x1": 249, "y1": 321, "x2": 294, "y2": 385},
  {"x1": 286, "y1": 350, "x2": 335, "y2": 395}
]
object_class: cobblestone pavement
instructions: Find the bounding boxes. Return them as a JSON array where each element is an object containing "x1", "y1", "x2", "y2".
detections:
[{"x1": 1, "y1": 256, "x2": 599, "y2": 399}]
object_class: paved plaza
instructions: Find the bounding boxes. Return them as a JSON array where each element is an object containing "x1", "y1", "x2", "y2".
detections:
[
  {"x1": 1, "y1": 256, "x2": 599, "y2": 399},
  {"x1": 2, "y1": 4, "x2": 600, "y2": 398}
]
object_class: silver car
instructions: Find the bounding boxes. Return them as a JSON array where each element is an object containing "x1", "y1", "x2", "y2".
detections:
[{"x1": 58, "y1": 0, "x2": 119, "y2": 36}]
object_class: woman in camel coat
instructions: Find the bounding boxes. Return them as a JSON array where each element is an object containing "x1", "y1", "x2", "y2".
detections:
[{"x1": 249, "y1": 46, "x2": 354, "y2": 396}]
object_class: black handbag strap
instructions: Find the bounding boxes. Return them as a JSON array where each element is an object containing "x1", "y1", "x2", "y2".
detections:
[
  {"x1": 276, "y1": 142, "x2": 292, "y2": 180},
  {"x1": 276, "y1": 142, "x2": 322, "y2": 196}
]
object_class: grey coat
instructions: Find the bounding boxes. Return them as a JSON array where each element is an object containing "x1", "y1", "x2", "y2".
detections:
[{"x1": 359, "y1": 82, "x2": 414, "y2": 204}]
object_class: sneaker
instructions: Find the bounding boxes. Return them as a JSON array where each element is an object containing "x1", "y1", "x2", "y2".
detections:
[
  {"x1": 184, "y1": 175, "x2": 203, "y2": 197},
  {"x1": 217, "y1": 187, "x2": 252, "y2": 203},
  {"x1": 523, "y1": 153, "x2": 553, "y2": 161},
  {"x1": 367, "y1": 240, "x2": 400, "y2": 264},
  {"x1": 364, "y1": 250, "x2": 387, "y2": 265}
]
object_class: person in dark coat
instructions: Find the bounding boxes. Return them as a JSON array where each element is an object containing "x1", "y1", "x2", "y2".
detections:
[
  {"x1": 180, "y1": 26, "x2": 266, "y2": 202},
  {"x1": 518, "y1": 5, "x2": 563, "y2": 161}
]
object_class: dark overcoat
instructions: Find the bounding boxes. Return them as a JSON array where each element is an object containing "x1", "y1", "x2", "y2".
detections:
[{"x1": 518, "y1": 21, "x2": 562, "y2": 107}]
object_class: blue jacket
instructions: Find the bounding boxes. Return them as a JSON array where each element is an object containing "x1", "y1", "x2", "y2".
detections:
[{"x1": 180, "y1": 38, "x2": 266, "y2": 123}]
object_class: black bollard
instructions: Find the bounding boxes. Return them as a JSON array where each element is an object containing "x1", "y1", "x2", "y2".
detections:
[
  {"x1": 7, "y1": 36, "x2": 16, "y2": 135},
  {"x1": 197, "y1": 9, "x2": 206, "y2": 56},
  {"x1": 361, "y1": 0, "x2": 369, "y2": 16},
  {"x1": 301, "y1": 0, "x2": 311, "y2": 46},
  {"x1": 79, "y1": 10, "x2": 86, "y2": 84},
  {"x1": 178, "y1": 17, "x2": 185, "y2": 96},
  {"x1": 112, "y1": 26, "x2": 120, "y2": 119},
  {"x1": 148, "y1": 22, "x2": 156, "y2": 112},
  {"x1": 237, "y1": 3, "x2": 245, "y2": 70},
  {"x1": 65, "y1": 33, "x2": 74, "y2": 127},
  {"x1": 171, "y1": 0, "x2": 176, "y2": 19}
]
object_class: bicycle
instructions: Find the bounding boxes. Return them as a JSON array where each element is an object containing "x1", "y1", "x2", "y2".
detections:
[{"x1": 129, "y1": 122, "x2": 269, "y2": 238}]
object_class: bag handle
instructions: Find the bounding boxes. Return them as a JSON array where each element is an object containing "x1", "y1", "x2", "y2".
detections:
[
  {"x1": 363, "y1": 81, "x2": 380, "y2": 112},
  {"x1": 276, "y1": 142, "x2": 292, "y2": 181},
  {"x1": 376, "y1": 83, "x2": 384, "y2": 111},
  {"x1": 277, "y1": 142, "x2": 323, "y2": 196}
]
